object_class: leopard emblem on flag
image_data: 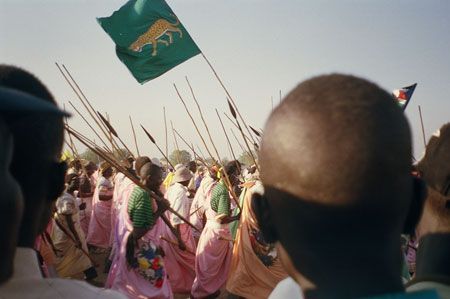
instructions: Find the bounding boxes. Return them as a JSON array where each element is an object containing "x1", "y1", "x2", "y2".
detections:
[{"x1": 129, "y1": 14, "x2": 182, "y2": 56}]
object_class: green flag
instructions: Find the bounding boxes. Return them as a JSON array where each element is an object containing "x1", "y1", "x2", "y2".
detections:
[{"x1": 98, "y1": 0, "x2": 201, "y2": 84}]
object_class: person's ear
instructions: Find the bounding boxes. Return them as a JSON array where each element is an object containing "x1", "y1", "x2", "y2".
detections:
[
  {"x1": 251, "y1": 192, "x2": 279, "y2": 243},
  {"x1": 403, "y1": 176, "x2": 427, "y2": 235},
  {"x1": 46, "y1": 161, "x2": 67, "y2": 202}
]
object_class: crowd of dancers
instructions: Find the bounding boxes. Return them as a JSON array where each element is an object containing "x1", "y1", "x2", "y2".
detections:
[{"x1": 0, "y1": 65, "x2": 449, "y2": 299}]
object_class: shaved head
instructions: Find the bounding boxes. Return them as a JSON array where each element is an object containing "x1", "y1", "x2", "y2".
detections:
[
  {"x1": 257, "y1": 74, "x2": 419, "y2": 287},
  {"x1": 262, "y1": 74, "x2": 411, "y2": 210}
]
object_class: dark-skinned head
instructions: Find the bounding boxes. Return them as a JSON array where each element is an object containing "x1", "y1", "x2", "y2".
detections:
[
  {"x1": 0, "y1": 65, "x2": 65, "y2": 248},
  {"x1": 65, "y1": 173, "x2": 80, "y2": 191},
  {"x1": 223, "y1": 161, "x2": 240, "y2": 186},
  {"x1": 188, "y1": 160, "x2": 197, "y2": 173},
  {"x1": 254, "y1": 74, "x2": 424, "y2": 288},
  {"x1": 140, "y1": 162, "x2": 163, "y2": 192},
  {"x1": 135, "y1": 156, "x2": 151, "y2": 178}
]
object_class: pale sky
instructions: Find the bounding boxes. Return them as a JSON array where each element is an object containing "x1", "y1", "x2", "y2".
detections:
[{"x1": 1, "y1": 0, "x2": 449, "y2": 161}]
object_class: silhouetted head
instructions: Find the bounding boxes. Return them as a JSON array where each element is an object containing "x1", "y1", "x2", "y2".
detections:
[
  {"x1": 253, "y1": 74, "x2": 425, "y2": 296},
  {"x1": 0, "y1": 65, "x2": 66, "y2": 247}
]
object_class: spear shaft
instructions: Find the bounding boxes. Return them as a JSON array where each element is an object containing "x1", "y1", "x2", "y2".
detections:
[
  {"x1": 181, "y1": 80, "x2": 241, "y2": 211},
  {"x1": 171, "y1": 120, "x2": 182, "y2": 164},
  {"x1": 129, "y1": 116, "x2": 140, "y2": 157},
  {"x1": 140, "y1": 125, "x2": 175, "y2": 169},
  {"x1": 216, "y1": 109, "x2": 244, "y2": 182}
]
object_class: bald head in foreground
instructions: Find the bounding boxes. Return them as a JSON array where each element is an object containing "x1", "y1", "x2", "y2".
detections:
[{"x1": 253, "y1": 74, "x2": 433, "y2": 298}]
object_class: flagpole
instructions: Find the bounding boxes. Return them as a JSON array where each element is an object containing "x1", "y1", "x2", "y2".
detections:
[
  {"x1": 418, "y1": 105, "x2": 427, "y2": 148},
  {"x1": 174, "y1": 83, "x2": 241, "y2": 210}
]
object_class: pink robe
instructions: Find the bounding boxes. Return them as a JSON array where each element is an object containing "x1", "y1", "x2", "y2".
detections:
[
  {"x1": 107, "y1": 186, "x2": 173, "y2": 299},
  {"x1": 160, "y1": 183, "x2": 197, "y2": 293},
  {"x1": 160, "y1": 222, "x2": 196, "y2": 294},
  {"x1": 86, "y1": 176, "x2": 113, "y2": 248},
  {"x1": 189, "y1": 176, "x2": 215, "y2": 240},
  {"x1": 191, "y1": 184, "x2": 233, "y2": 298}
]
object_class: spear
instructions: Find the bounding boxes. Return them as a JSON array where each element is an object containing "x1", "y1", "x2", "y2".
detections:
[
  {"x1": 196, "y1": 145, "x2": 207, "y2": 162},
  {"x1": 231, "y1": 128, "x2": 250, "y2": 158},
  {"x1": 171, "y1": 120, "x2": 182, "y2": 164},
  {"x1": 172, "y1": 128, "x2": 209, "y2": 169},
  {"x1": 61, "y1": 64, "x2": 127, "y2": 158},
  {"x1": 129, "y1": 116, "x2": 140, "y2": 157},
  {"x1": 62, "y1": 104, "x2": 89, "y2": 179},
  {"x1": 218, "y1": 236, "x2": 235, "y2": 243},
  {"x1": 249, "y1": 126, "x2": 262, "y2": 139},
  {"x1": 227, "y1": 100, "x2": 259, "y2": 171},
  {"x1": 223, "y1": 112, "x2": 253, "y2": 143},
  {"x1": 97, "y1": 111, "x2": 135, "y2": 161},
  {"x1": 65, "y1": 126, "x2": 200, "y2": 234},
  {"x1": 201, "y1": 53, "x2": 257, "y2": 145},
  {"x1": 163, "y1": 107, "x2": 169, "y2": 174},
  {"x1": 56, "y1": 63, "x2": 123, "y2": 156},
  {"x1": 182, "y1": 79, "x2": 241, "y2": 210},
  {"x1": 216, "y1": 109, "x2": 244, "y2": 182},
  {"x1": 174, "y1": 83, "x2": 217, "y2": 162},
  {"x1": 160, "y1": 236, "x2": 195, "y2": 255},
  {"x1": 418, "y1": 105, "x2": 427, "y2": 148},
  {"x1": 68, "y1": 101, "x2": 111, "y2": 154},
  {"x1": 140, "y1": 124, "x2": 175, "y2": 169}
]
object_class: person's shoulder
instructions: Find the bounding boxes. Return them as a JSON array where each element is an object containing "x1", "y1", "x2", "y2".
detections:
[
  {"x1": 365, "y1": 289, "x2": 440, "y2": 299},
  {"x1": 48, "y1": 279, "x2": 127, "y2": 298},
  {"x1": 130, "y1": 186, "x2": 149, "y2": 200},
  {"x1": 407, "y1": 279, "x2": 450, "y2": 299},
  {"x1": 0, "y1": 278, "x2": 126, "y2": 299},
  {"x1": 268, "y1": 277, "x2": 303, "y2": 299},
  {"x1": 57, "y1": 192, "x2": 75, "y2": 204},
  {"x1": 212, "y1": 181, "x2": 227, "y2": 193}
]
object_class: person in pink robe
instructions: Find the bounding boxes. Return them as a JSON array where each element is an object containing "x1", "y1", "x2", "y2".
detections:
[
  {"x1": 86, "y1": 162, "x2": 114, "y2": 249},
  {"x1": 107, "y1": 162, "x2": 173, "y2": 298},
  {"x1": 189, "y1": 169, "x2": 217, "y2": 244},
  {"x1": 191, "y1": 162, "x2": 241, "y2": 298},
  {"x1": 160, "y1": 166, "x2": 196, "y2": 294}
]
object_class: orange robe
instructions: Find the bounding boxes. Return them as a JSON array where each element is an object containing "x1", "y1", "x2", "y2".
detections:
[{"x1": 226, "y1": 181, "x2": 288, "y2": 298}]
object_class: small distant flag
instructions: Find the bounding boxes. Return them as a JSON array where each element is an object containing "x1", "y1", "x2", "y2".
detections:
[
  {"x1": 392, "y1": 83, "x2": 417, "y2": 111},
  {"x1": 97, "y1": 0, "x2": 201, "y2": 84}
]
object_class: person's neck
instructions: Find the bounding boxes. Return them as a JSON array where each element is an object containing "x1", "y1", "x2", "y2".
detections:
[
  {"x1": 296, "y1": 246, "x2": 404, "y2": 298},
  {"x1": 415, "y1": 233, "x2": 450, "y2": 278}
]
